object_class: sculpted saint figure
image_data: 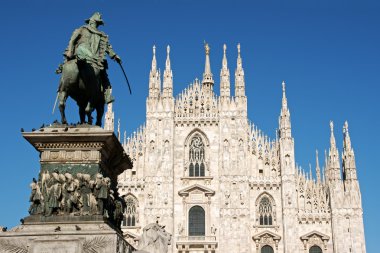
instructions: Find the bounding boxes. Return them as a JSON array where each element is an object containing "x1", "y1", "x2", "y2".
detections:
[{"x1": 57, "y1": 12, "x2": 122, "y2": 126}]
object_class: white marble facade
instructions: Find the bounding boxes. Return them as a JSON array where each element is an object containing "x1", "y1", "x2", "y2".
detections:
[{"x1": 112, "y1": 44, "x2": 366, "y2": 253}]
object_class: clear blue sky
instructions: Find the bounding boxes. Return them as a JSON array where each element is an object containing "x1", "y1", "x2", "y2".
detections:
[{"x1": 1, "y1": 0, "x2": 379, "y2": 251}]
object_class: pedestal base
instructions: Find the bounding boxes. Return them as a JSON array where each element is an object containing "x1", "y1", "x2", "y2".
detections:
[{"x1": 0, "y1": 218, "x2": 134, "y2": 253}]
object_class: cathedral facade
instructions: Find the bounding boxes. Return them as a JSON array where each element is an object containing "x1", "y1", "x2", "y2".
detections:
[{"x1": 108, "y1": 44, "x2": 366, "y2": 253}]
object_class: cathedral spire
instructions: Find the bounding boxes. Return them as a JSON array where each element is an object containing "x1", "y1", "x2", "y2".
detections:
[
  {"x1": 104, "y1": 89, "x2": 114, "y2": 131},
  {"x1": 342, "y1": 121, "x2": 357, "y2": 180},
  {"x1": 278, "y1": 81, "x2": 292, "y2": 139},
  {"x1": 282, "y1": 81, "x2": 288, "y2": 109},
  {"x1": 220, "y1": 44, "x2": 230, "y2": 98},
  {"x1": 316, "y1": 150, "x2": 321, "y2": 183},
  {"x1": 343, "y1": 121, "x2": 352, "y2": 152},
  {"x1": 163, "y1": 45, "x2": 173, "y2": 98},
  {"x1": 202, "y1": 42, "x2": 214, "y2": 92},
  {"x1": 152, "y1": 45, "x2": 157, "y2": 71},
  {"x1": 330, "y1": 121, "x2": 337, "y2": 150},
  {"x1": 328, "y1": 121, "x2": 341, "y2": 180},
  {"x1": 234, "y1": 43, "x2": 246, "y2": 97},
  {"x1": 149, "y1": 45, "x2": 160, "y2": 98}
]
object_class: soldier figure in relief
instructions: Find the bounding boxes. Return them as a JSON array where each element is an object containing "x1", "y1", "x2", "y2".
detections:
[
  {"x1": 29, "y1": 178, "x2": 43, "y2": 215},
  {"x1": 94, "y1": 174, "x2": 109, "y2": 216}
]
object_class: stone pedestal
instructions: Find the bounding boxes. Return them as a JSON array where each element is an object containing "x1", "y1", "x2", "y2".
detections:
[
  {"x1": 0, "y1": 125, "x2": 134, "y2": 253},
  {"x1": 0, "y1": 220, "x2": 133, "y2": 253}
]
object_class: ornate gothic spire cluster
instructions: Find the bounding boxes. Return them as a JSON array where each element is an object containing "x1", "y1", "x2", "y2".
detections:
[
  {"x1": 296, "y1": 164, "x2": 330, "y2": 221},
  {"x1": 123, "y1": 124, "x2": 145, "y2": 165},
  {"x1": 175, "y1": 79, "x2": 218, "y2": 123}
]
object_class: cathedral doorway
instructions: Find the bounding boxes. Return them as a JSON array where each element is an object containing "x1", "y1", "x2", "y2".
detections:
[
  {"x1": 309, "y1": 245, "x2": 322, "y2": 253},
  {"x1": 261, "y1": 245, "x2": 274, "y2": 253},
  {"x1": 189, "y1": 205, "x2": 205, "y2": 236}
]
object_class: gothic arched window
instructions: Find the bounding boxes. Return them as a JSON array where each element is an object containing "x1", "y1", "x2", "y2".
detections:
[
  {"x1": 309, "y1": 245, "x2": 322, "y2": 253},
  {"x1": 189, "y1": 205, "x2": 205, "y2": 236},
  {"x1": 123, "y1": 195, "x2": 138, "y2": 227},
  {"x1": 259, "y1": 196, "x2": 274, "y2": 226},
  {"x1": 189, "y1": 135, "x2": 205, "y2": 177},
  {"x1": 261, "y1": 245, "x2": 274, "y2": 253}
]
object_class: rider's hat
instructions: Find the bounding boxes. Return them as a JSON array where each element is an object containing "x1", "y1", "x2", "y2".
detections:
[{"x1": 85, "y1": 12, "x2": 105, "y2": 25}]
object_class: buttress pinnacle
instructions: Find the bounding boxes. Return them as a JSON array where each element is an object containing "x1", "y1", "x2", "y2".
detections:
[{"x1": 202, "y1": 42, "x2": 214, "y2": 88}]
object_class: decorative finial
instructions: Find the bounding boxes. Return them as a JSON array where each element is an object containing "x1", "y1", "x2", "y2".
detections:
[
  {"x1": 281, "y1": 80, "x2": 288, "y2": 109},
  {"x1": 205, "y1": 42, "x2": 210, "y2": 55},
  {"x1": 316, "y1": 149, "x2": 319, "y2": 164},
  {"x1": 330, "y1": 121, "x2": 334, "y2": 133},
  {"x1": 343, "y1": 120, "x2": 349, "y2": 134},
  {"x1": 237, "y1": 43, "x2": 241, "y2": 56},
  {"x1": 223, "y1": 44, "x2": 227, "y2": 54},
  {"x1": 153, "y1": 45, "x2": 156, "y2": 55},
  {"x1": 167, "y1": 45, "x2": 170, "y2": 55}
]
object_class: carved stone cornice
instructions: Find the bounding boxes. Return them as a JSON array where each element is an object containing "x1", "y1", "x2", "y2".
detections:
[
  {"x1": 252, "y1": 230, "x2": 281, "y2": 250},
  {"x1": 23, "y1": 126, "x2": 132, "y2": 180},
  {"x1": 300, "y1": 231, "x2": 330, "y2": 250}
]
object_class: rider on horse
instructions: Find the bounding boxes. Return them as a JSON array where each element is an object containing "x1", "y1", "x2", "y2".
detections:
[{"x1": 58, "y1": 12, "x2": 121, "y2": 104}]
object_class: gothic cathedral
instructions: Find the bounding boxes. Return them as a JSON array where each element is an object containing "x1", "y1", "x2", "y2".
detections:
[{"x1": 106, "y1": 44, "x2": 366, "y2": 253}]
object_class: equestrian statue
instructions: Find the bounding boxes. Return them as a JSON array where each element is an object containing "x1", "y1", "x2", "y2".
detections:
[{"x1": 55, "y1": 12, "x2": 128, "y2": 126}]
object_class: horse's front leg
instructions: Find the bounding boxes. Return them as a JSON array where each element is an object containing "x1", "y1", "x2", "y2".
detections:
[
  {"x1": 79, "y1": 104, "x2": 86, "y2": 124},
  {"x1": 85, "y1": 102, "x2": 93, "y2": 125},
  {"x1": 58, "y1": 91, "x2": 68, "y2": 125},
  {"x1": 95, "y1": 104, "x2": 104, "y2": 127}
]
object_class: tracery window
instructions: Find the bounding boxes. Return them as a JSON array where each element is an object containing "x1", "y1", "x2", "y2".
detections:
[
  {"x1": 309, "y1": 245, "x2": 322, "y2": 253},
  {"x1": 189, "y1": 205, "x2": 205, "y2": 236},
  {"x1": 189, "y1": 135, "x2": 205, "y2": 177},
  {"x1": 123, "y1": 195, "x2": 138, "y2": 227},
  {"x1": 259, "y1": 196, "x2": 273, "y2": 226},
  {"x1": 261, "y1": 245, "x2": 274, "y2": 253}
]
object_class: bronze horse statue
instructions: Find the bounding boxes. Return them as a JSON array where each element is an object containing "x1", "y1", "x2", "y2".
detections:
[{"x1": 57, "y1": 59, "x2": 105, "y2": 126}]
